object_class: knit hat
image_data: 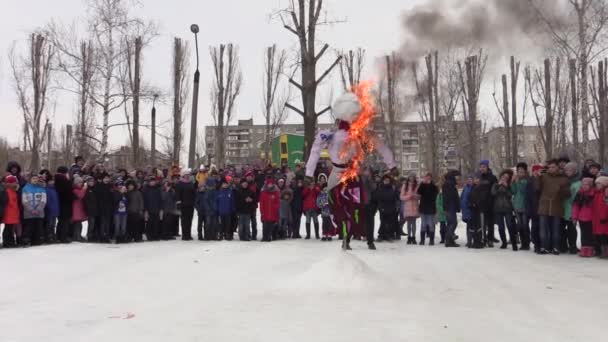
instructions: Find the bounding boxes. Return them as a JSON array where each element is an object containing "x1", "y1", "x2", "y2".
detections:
[
  {"x1": 516, "y1": 162, "x2": 528, "y2": 171},
  {"x1": 56, "y1": 166, "x2": 68, "y2": 174},
  {"x1": 558, "y1": 153, "x2": 571, "y2": 164},
  {"x1": 479, "y1": 160, "x2": 490, "y2": 167},
  {"x1": 532, "y1": 164, "x2": 544, "y2": 173},
  {"x1": 4, "y1": 175, "x2": 17, "y2": 184},
  {"x1": 596, "y1": 176, "x2": 608, "y2": 188},
  {"x1": 564, "y1": 162, "x2": 578, "y2": 173},
  {"x1": 582, "y1": 177, "x2": 595, "y2": 187},
  {"x1": 265, "y1": 176, "x2": 275, "y2": 185},
  {"x1": 199, "y1": 164, "x2": 207, "y2": 171},
  {"x1": 181, "y1": 168, "x2": 192, "y2": 176},
  {"x1": 224, "y1": 175, "x2": 233, "y2": 184}
]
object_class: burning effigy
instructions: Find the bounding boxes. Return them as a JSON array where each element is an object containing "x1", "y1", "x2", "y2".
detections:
[{"x1": 305, "y1": 82, "x2": 397, "y2": 250}]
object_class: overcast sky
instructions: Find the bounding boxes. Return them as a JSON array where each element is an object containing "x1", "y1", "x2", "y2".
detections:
[{"x1": 0, "y1": 0, "x2": 423, "y2": 150}]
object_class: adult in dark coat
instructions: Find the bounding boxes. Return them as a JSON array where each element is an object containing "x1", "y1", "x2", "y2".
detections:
[
  {"x1": 143, "y1": 178, "x2": 163, "y2": 240},
  {"x1": 54, "y1": 167, "x2": 73, "y2": 243},
  {"x1": 478, "y1": 160, "x2": 498, "y2": 247},
  {"x1": 374, "y1": 175, "x2": 399, "y2": 241},
  {"x1": 290, "y1": 179, "x2": 304, "y2": 239},
  {"x1": 84, "y1": 177, "x2": 99, "y2": 242},
  {"x1": 95, "y1": 176, "x2": 114, "y2": 243},
  {"x1": 175, "y1": 173, "x2": 196, "y2": 240},
  {"x1": 417, "y1": 174, "x2": 439, "y2": 245},
  {"x1": 235, "y1": 180, "x2": 256, "y2": 241},
  {"x1": 442, "y1": 170, "x2": 461, "y2": 247}
]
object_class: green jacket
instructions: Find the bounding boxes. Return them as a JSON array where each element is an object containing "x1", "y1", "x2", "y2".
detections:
[
  {"x1": 563, "y1": 179, "x2": 581, "y2": 221},
  {"x1": 511, "y1": 178, "x2": 528, "y2": 212},
  {"x1": 436, "y1": 192, "x2": 446, "y2": 223}
]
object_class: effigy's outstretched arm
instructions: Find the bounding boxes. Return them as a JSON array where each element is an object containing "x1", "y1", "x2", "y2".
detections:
[
  {"x1": 373, "y1": 136, "x2": 397, "y2": 170},
  {"x1": 305, "y1": 131, "x2": 330, "y2": 178}
]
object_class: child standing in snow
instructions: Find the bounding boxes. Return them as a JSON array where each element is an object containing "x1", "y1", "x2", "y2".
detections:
[
  {"x1": 113, "y1": 183, "x2": 128, "y2": 243},
  {"x1": 468, "y1": 174, "x2": 485, "y2": 249},
  {"x1": 44, "y1": 176, "x2": 60, "y2": 243},
  {"x1": 215, "y1": 177, "x2": 235, "y2": 241},
  {"x1": 2, "y1": 175, "x2": 21, "y2": 248},
  {"x1": 400, "y1": 173, "x2": 420, "y2": 244},
  {"x1": 572, "y1": 178, "x2": 595, "y2": 257},
  {"x1": 460, "y1": 175, "x2": 474, "y2": 247},
  {"x1": 436, "y1": 182, "x2": 447, "y2": 244},
  {"x1": 21, "y1": 175, "x2": 47, "y2": 246},
  {"x1": 279, "y1": 188, "x2": 293, "y2": 239},
  {"x1": 317, "y1": 183, "x2": 333, "y2": 241},
  {"x1": 259, "y1": 177, "x2": 280, "y2": 242},
  {"x1": 71, "y1": 177, "x2": 87, "y2": 242},
  {"x1": 417, "y1": 173, "x2": 438, "y2": 246},
  {"x1": 592, "y1": 176, "x2": 608, "y2": 258}
]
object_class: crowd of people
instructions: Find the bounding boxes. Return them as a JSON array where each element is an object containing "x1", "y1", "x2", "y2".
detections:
[{"x1": 1, "y1": 155, "x2": 607, "y2": 258}]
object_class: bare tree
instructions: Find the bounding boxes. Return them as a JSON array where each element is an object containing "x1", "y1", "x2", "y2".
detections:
[
  {"x1": 48, "y1": 0, "x2": 157, "y2": 161},
  {"x1": 210, "y1": 43, "x2": 243, "y2": 168},
  {"x1": 172, "y1": 38, "x2": 189, "y2": 166},
  {"x1": 262, "y1": 44, "x2": 289, "y2": 161},
  {"x1": 530, "y1": 0, "x2": 608, "y2": 157},
  {"x1": 9, "y1": 33, "x2": 54, "y2": 172},
  {"x1": 124, "y1": 36, "x2": 142, "y2": 167},
  {"x1": 510, "y1": 56, "x2": 521, "y2": 165},
  {"x1": 492, "y1": 75, "x2": 512, "y2": 167},
  {"x1": 338, "y1": 48, "x2": 366, "y2": 91},
  {"x1": 279, "y1": 0, "x2": 343, "y2": 158},
  {"x1": 589, "y1": 59, "x2": 608, "y2": 165},
  {"x1": 458, "y1": 50, "x2": 487, "y2": 174}
]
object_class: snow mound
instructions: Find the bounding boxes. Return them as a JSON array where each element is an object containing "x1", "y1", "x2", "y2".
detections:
[{"x1": 283, "y1": 252, "x2": 386, "y2": 294}]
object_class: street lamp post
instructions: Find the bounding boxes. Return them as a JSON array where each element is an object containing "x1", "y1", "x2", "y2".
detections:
[
  {"x1": 188, "y1": 24, "x2": 201, "y2": 169},
  {"x1": 151, "y1": 94, "x2": 159, "y2": 167}
]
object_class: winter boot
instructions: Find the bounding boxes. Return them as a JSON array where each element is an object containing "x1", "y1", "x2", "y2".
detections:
[
  {"x1": 406, "y1": 237, "x2": 412, "y2": 245},
  {"x1": 419, "y1": 232, "x2": 426, "y2": 246},
  {"x1": 315, "y1": 226, "x2": 320, "y2": 240},
  {"x1": 600, "y1": 245, "x2": 608, "y2": 259},
  {"x1": 368, "y1": 241, "x2": 376, "y2": 250},
  {"x1": 579, "y1": 246, "x2": 595, "y2": 258},
  {"x1": 305, "y1": 223, "x2": 311, "y2": 239},
  {"x1": 342, "y1": 236, "x2": 352, "y2": 251},
  {"x1": 429, "y1": 232, "x2": 435, "y2": 246},
  {"x1": 445, "y1": 238, "x2": 460, "y2": 247}
]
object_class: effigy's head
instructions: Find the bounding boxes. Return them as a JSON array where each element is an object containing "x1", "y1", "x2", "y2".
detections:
[{"x1": 333, "y1": 92, "x2": 361, "y2": 123}]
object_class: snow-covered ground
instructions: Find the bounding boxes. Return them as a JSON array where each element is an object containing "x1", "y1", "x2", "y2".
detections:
[{"x1": 1, "y1": 218, "x2": 607, "y2": 342}]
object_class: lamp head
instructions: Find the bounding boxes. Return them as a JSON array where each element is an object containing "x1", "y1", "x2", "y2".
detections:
[{"x1": 190, "y1": 24, "x2": 200, "y2": 34}]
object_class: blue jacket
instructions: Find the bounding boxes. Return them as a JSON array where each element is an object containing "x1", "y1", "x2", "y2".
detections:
[
  {"x1": 45, "y1": 185, "x2": 60, "y2": 218},
  {"x1": 22, "y1": 183, "x2": 48, "y2": 219},
  {"x1": 215, "y1": 188, "x2": 235, "y2": 216},
  {"x1": 203, "y1": 188, "x2": 217, "y2": 216},
  {"x1": 194, "y1": 190, "x2": 206, "y2": 214},
  {"x1": 460, "y1": 184, "x2": 473, "y2": 222}
]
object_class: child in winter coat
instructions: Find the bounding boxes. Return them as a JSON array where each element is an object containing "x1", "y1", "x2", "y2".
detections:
[
  {"x1": 592, "y1": 176, "x2": 608, "y2": 258},
  {"x1": 316, "y1": 183, "x2": 333, "y2": 241},
  {"x1": 71, "y1": 177, "x2": 88, "y2": 242},
  {"x1": 417, "y1": 173, "x2": 438, "y2": 245},
  {"x1": 572, "y1": 177, "x2": 596, "y2": 256},
  {"x1": 400, "y1": 174, "x2": 420, "y2": 245},
  {"x1": 126, "y1": 180, "x2": 144, "y2": 242},
  {"x1": 203, "y1": 179, "x2": 218, "y2": 240},
  {"x1": 442, "y1": 170, "x2": 461, "y2": 247},
  {"x1": 161, "y1": 181, "x2": 179, "y2": 240},
  {"x1": 302, "y1": 182, "x2": 321, "y2": 239},
  {"x1": 491, "y1": 170, "x2": 517, "y2": 251},
  {"x1": 460, "y1": 175, "x2": 474, "y2": 247},
  {"x1": 215, "y1": 177, "x2": 235, "y2": 241},
  {"x1": 235, "y1": 179, "x2": 256, "y2": 241},
  {"x1": 562, "y1": 162, "x2": 581, "y2": 254},
  {"x1": 2, "y1": 175, "x2": 21, "y2": 247},
  {"x1": 468, "y1": 174, "x2": 485, "y2": 249},
  {"x1": 375, "y1": 174, "x2": 399, "y2": 242},
  {"x1": 436, "y1": 186, "x2": 447, "y2": 244},
  {"x1": 143, "y1": 177, "x2": 163, "y2": 241},
  {"x1": 259, "y1": 177, "x2": 280, "y2": 242},
  {"x1": 21, "y1": 175, "x2": 47, "y2": 246},
  {"x1": 113, "y1": 183, "x2": 128, "y2": 243},
  {"x1": 45, "y1": 177, "x2": 60, "y2": 243},
  {"x1": 83, "y1": 177, "x2": 98, "y2": 242},
  {"x1": 194, "y1": 183, "x2": 207, "y2": 240},
  {"x1": 279, "y1": 188, "x2": 293, "y2": 239},
  {"x1": 511, "y1": 163, "x2": 535, "y2": 251}
]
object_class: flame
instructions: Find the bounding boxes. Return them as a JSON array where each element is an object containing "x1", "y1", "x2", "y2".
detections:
[{"x1": 339, "y1": 81, "x2": 376, "y2": 184}]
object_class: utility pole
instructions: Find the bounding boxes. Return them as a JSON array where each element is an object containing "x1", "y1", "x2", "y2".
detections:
[{"x1": 188, "y1": 24, "x2": 200, "y2": 168}]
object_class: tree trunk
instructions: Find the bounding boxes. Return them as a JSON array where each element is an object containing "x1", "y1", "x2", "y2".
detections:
[
  {"x1": 47, "y1": 123, "x2": 52, "y2": 170},
  {"x1": 132, "y1": 37, "x2": 142, "y2": 168},
  {"x1": 66, "y1": 124, "x2": 73, "y2": 165},
  {"x1": 173, "y1": 38, "x2": 184, "y2": 166},
  {"x1": 544, "y1": 59, "x2": 553, "y2": 160},
  {"x1": 569, "y1": 59, "x2": 579, "y2": 161},
  {"x1": 151, "y1": 103, "x2": 156, "y2": 167},
  {"x1": 578, "y1": 6, "x2": 590, "y2": 156},
  {"x1": 502, "y1": 74, "x2": 511, "y2": 167},
  {"x1": 599, "y1": 61, "x2": 606, "y2": 166},
  {"x1": 425, "y1": 54, "x2": 438, "y2": 177},
  {"x1": 465, "y1": 56, "x2": 479, "y2": 174},
  {"x1": 510, "y1": 56, "x2": 519, "y2": 165}
]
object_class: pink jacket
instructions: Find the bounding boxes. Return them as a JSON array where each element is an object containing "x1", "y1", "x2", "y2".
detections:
[
  {"x1": 592, "y1": 189, "x2": 608, "y2": 236},
  {"x1": 400, "y1": 183, "x2": 420, "y2": 218},
  {"x1": 72, "y1": 187, "x2": 87, "y2": 222},
  {"x1": 571, "y1": 188, "x2": 594, "y2": 222}
]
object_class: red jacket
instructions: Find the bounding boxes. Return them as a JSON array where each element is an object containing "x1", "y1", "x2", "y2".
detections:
[
  {"x1": 302, "y1": 186, "x2": 320, "y2": 211},
  {"x1": 3, "y1": 187, "x2": 20, "y2": 225},
  {"x1": 72, "y1": 187, "x2": 87, "y2": 223},
  {"x1": 571, "y1": 188, "x2": 594, "y2": 223},
  {"x1": 259, "y1": 185, "x2": 280, "y2": 223},
  {"x1": 592, "y1": 189, "x2": 608, "y2": 236}
]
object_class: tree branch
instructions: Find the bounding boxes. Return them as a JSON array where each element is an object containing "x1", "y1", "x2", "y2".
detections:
[
  {"x1": 316, "y1": 56, "x2": 342, "y2": 86},
  {"x1": 286, "y1": 102, "x2": 304, "y2": 116}
]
